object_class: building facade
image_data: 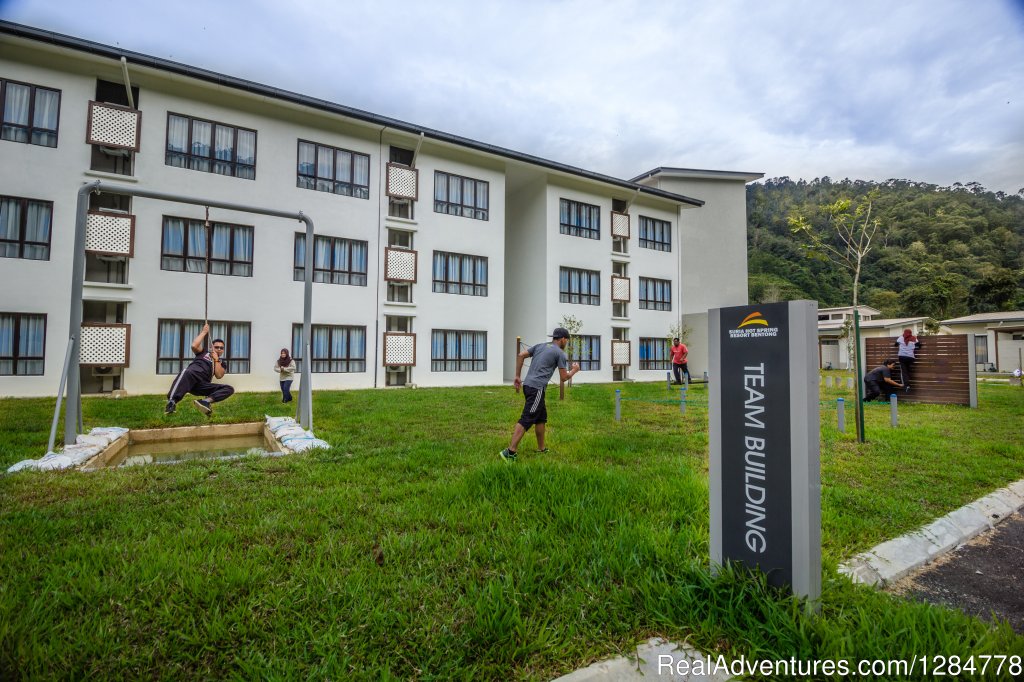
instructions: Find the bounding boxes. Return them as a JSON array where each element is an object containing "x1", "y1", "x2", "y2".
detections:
[{"x1": 0, "y1": 22, "x2": 759, "y2": 398}]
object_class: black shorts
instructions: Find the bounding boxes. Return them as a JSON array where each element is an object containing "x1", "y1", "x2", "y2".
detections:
[{"x1": 518, "y1": 385, "x2": 547, "y2": 427}]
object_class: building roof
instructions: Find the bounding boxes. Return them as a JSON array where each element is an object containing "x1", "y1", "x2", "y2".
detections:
[
  {"x1": 941, "y1": 311, "x2": 1024, "y2": 325},
  {"x1": 0, "y1": 20, "x2": 705, "y2": 208},
  {"x1": 630, "y1": 167, "x2": 765, "y2": 184},
  {"x1": 817, "y1": 305, "x2": 882, "y2": 315},
  {"x1": 818, "y1": 316, "x2": 932, "y2": 335}
]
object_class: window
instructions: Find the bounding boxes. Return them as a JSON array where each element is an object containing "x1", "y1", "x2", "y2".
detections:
[
  {"x1": 974, "y1": 335, "x2": 988, "y2": 364},
  {"x1": 638, "y1": 277, "x2": 672, "y2": 311},
  {"x1": 638, "y1": 216, "x2": 672, "y2": 251},
  {"x1": 431, "y1": 330, "x2": 487, "y2": 371},
  {"x1": 559, "y1": 198, "x2": 600, "y2": 240},
  {"x1": 0, "y1": 196, "x2": 52, "y2": 260},
  {"x1": 292, "y1": 324, "x2": 366, "y2": 373},
  {"x1": 297, "y1": 140, "x2": 370, "y2": 199},
  {"x1": 161, "y1": 217, "x2": 253, "y2": 277},
  {"x1": 0, "y1": 313, "x2": 46, "y2": 375},
  {"x1": 165, "y1": 113, "x2": 256, "y2": 179},
  {"x1": 569, "y1": 335, "x2": 601, "y2": 371},
  {"x1": 294, "y1": 234, "x2": 368, "y2": 286},
  {"x1": 434, "y1": 171, "x2": 489, "y2": 220},
  {"x1": 157, "y1": 319, "x2": 251, "y2": 374},
  {"x1": 1, "y1": 79, "x2": 59, "y2": 147},
  {"x1": 559, "y1": 267, "x2": 601, "y2": 306},
  {"x1": 432, "y1": 251, "x2": 488, "y2": 296},
  {"x1": 639, "y1": 338, "x2": 671, "y2": 370}
]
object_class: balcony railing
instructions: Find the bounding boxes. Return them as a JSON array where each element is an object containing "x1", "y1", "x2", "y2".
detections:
[
  {"x1": 383, "y1": 332, "x2": 416, "y2": 366},
  {"x1": 86, "y1": 101, "x2": 141, "y2": 151},
  {"x1": 611, "y1": 340, "x2": 631, "y2": 367},
  {"x1": 611, "y1": 211, "x2": 630, "y2": 238},
  {"x1": 80, "y1": 323, "x2": 131, "y2": 367},
  {"x1": 611, "y1": 275, "x2": 631, "y2": 302},
  {"x1": 385, "y1": 247, "x2": 418, "y2": 282},
  {"x1": 386, "y1": 162, "x2": 418, "y2": 201},
  {"x1": 85, "y1": 210, "x2": 135, "y2": 257}
]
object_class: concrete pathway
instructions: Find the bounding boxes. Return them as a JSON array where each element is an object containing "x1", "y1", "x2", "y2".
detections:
[{"x1": 552, "y1": 639, "x2": 733, "y2": 681}]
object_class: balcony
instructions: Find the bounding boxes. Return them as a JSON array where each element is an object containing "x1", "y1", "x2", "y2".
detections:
[
  {"x1": 80, "y1": 323, "x2": 131, "y2": 367},
  {"x1": 85, "y1": 210, "x2": 135, "y2": 257},
  {"x1": 611, "y1": 211, "x2": 630, "y2": 238},
  {"x1": 385, "y1": 247, "x2": 418, "y2": 282},
  {"x1": 383, "y1": 332, "x2": 416, "y2": 366},
  {"x1": 86, "y1": 101, "x2": 141, "y2": 151},
  {"x1": 611, "y1": 275, "x2": 631, "y2": 302},
  {"x1": 611, "y1": 340, "x2": 631, "y2": 367}
]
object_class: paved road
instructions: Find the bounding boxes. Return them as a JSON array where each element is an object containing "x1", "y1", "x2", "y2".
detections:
[{"x1": 893, "y1": 511, "x2": 1024, "y2": 633}]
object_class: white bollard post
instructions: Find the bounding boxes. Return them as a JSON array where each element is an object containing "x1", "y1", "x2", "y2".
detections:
[
  {"x1": 615, "y1": 389, "x2": 621, "y2": 422},
  {"x1": 890, "y1": 394, "x2": 898, "y2": 427},
  {"x1": 837, "y1": 398, "x2": 845, "y2": 433},
  {"x1": 680, "y1": 387, "x2": 686, "y2": 414}
]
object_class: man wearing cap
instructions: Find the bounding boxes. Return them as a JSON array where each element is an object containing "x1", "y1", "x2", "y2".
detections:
[{"x1": 500, "y1": 327, "x2": 580, "y2": 462}]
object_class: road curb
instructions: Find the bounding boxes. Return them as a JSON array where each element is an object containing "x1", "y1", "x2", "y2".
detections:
[
  {"x1": 552, "y1": 638, "x2": 734, "y2": 681},
  {"x1": 839, "y1": 478, "x2": 1024, "y2": 586}
]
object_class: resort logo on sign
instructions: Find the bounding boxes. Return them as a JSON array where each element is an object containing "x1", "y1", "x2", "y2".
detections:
[{"x1": 729, "y1": 312, "x2": 780, "y2": 339}]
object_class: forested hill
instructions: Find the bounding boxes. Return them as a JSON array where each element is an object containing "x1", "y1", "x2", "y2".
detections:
[{"x1": 745, "y1": 178, "x2": 1024, "y2": 319}]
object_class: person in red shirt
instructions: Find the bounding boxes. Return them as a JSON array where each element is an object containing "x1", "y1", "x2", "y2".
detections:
[{"x1": 670, "y1": 337, "x2": 690, "y2": 385}]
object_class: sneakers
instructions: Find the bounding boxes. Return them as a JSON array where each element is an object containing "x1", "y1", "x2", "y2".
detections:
[
  {"x1": 164, "y1": 400, "x2": 176, "y2": 415},
  {"x1": 193, "y1": 399, "x2": 213, "y2": 416},
  {"x1": 536, "y1": 448, "x2": 549, "y2": 453},
  {"x1": 499, "y1": 448, "x2": 517, "y2": 463}
]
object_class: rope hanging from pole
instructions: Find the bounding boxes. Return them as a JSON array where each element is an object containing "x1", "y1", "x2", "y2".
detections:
[{"x1": 204, "y1": 206, "x2": 211, "y2": 326}]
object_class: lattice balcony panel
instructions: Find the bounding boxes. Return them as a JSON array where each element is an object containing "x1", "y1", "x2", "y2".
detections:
[
  {"x1": 386, "y1": 162, "x2": 419, "y2": 201},
  {"x1": 385, "y1": 247, "x2": 418, "y2": 282},
  {"x1": 80, "y1": 324, "x2": 131, "y2": 367},
  {"x1": 85, "y1": 211, "x2": 135, "y2": 256},
  {"x1": 611, "y1": 276, "x2": 631, "y2": 302},
  {"x1": 383, "y1": 332, "x2": 416, "y2": 366},
  {"x1": 611, "y1": 340, "x2": 631, "y2": 366},
  {"x1": 86, "y1": 101, "x2": 141, "y2": 151},
  {"x1": 611, "y1": 211, "x2": 630, "y2": 238}
]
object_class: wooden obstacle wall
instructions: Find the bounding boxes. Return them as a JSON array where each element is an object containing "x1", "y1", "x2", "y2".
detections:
[{"x1": 864, "y1": 335, "x2": 975, "y2": 406}]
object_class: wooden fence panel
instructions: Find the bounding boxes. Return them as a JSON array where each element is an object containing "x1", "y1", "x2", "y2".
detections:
[{"x1": 864, "y1": 335, "x2": 973, "y2": 405}]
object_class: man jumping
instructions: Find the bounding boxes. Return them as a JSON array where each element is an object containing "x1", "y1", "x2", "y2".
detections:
[
  {"x1": 500, "y1": 327, "x2": 580, "y2": 462},
  {"x1": 164, "y1": 323, "x2": 234, "y2": 416}
]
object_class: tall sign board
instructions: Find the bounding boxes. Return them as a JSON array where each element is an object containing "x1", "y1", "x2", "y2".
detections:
[{"x1": 709, "y1": 300, "x2": 821, "y2": 600}]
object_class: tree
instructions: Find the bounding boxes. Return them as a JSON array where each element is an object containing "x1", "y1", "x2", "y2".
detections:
[
  {"x1": 560, "y1": 314, "x2": 584, "y2": 386},
  {"x1": 788, "y1": 195, "x2": 883, "y2": 308}
]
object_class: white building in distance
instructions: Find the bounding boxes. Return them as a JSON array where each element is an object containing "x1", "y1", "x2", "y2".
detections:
[{"x1": 0, "y1": 21, "x2": 761, "y2": 398}]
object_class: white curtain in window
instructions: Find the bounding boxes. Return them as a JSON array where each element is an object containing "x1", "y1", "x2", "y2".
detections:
[
  {"x1": 166, "y1": 115, "x2": 189, "y2": 153},
  {"x1": 317, "y1": 145, "x2": 334, "y2": 179},
  {"x1": 312, "y1": 327, "x2": 329, "y2": 359},
  {"x1": 477, "y1": 182, "x2": 488, "y2": 209},
  {"x1": 33, "y1": 89, "x2": 59, "y2": 129},
  {"x1": 0, "y1": 198, "x2": 20, "y2": 258},
  {"x1": 354, "y1": 154, "x2": 369, "y2": 187},
  {"x1": 434, "y1": 172, "x2": 447, "y2": 203},
  {"x1": 475, "y1": 257, "x2": 488, "y2": 285},
  {"x1": 3, "y1": 83, "x2": 30, "y2": 125},
  {"x1": 314, "y1": 236, "x2": 332, "y2": 270},
  {"x1": 0, "y1": 314, "x2": 13, "y2": 356},
  {"x1": 186, "y1": 221, "x2": 207, "y2": 272},
  {"x1": 350, "y1": 241, "x2": 367, "y2": 273},
  {"x1": 350, "y1": 327, "x2": 366, "y2": 359},
  {"x1": 191, "y1": 120, "x2": 211, "y2": 157},
  {"x1": 236, "y1": 130, "x2": 255, "y2": 165},
  {"x1": 162, "y1": 218, "x2": 184, "y2": 255},
  {"x1": 211, "y1": 225, "x2": 231, "y2": 260},
  {"x1": 335, "y1": 150, "x2": 351, "y2": 183},
  {"x1": 230, "y1": 324, "x2": 250, "y2": 358},
  {"x1": 19, "y1": 315, "x2": 44, "y2": 355},
  {"x1": 297, "y1": 142, "x2": 315, "y2": 175},
  {"x1": 158, "y1": 321, "x2": 180, "y2": 358},
  {"x1": 214, "y1": 125, "x2": 234, "y2": 161},
  {"x1": 233, "y1": 228, "x2": 253, "y2": 263}
]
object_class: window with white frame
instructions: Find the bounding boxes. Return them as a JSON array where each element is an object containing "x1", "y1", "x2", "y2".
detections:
[
  {"x1": 157, "y1": 319, "x2": 251, "y2": 374},
  {"x1": 559, "y1": 267, "x2": 601, "y2": 306},
  {"x1": 431, "y1": 330, "x2": 487, "y2": 371},
  {"x1": 0, "y1": 313, "x2": 46, "y2": 375},
  {"x1": 0, "y1": 196, "x2": 52, "y2": 260},
  {"x1": 638, "y1": 277, "x2": 672, "y2": 311},
  {"x1": 165, "y1": 113, "x2": 256, "y2": 179},
  {"x1": 292, "y1": 324, "x2": 366, "y2": 373},
  {"x1": 1, "y1": 79, "x2": 60, "y2": 147},
  {"x1": 568, "y1": 335, "x2": 601, "y2": 371},
  {"x1": 432, "y1": 251, "x2": 488, "y2": 296},
  {"x1": 559, "y1": 198, "x2": 600, "y2": 240},
  {"x1": 434, "y1": 171, "x2": 489, "y2": 220},
  {"x1": 293, "y1": 233, "x2": 368, "y2": 286},
  {"x1": 297, "y1": 140, "x2": 370, "y2": 199},
  {"x1": 639, "y1": 337, "x2": 671, "y2": 370},
  {"x1": 161, "y1": 217, "x2": 253, "y2": 277},
  {"x1": 638, "y1": 216, "x2": 671, "y2": 251}
]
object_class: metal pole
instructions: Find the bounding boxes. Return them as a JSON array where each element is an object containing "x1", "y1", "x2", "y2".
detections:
[
  {"x1": 890, "y1": 394, "x2": 898, "y2": 427},
  {"x1": 47, "y1": 338, "x2": 75, "y2": 454},
  {"x1": 854, "y1": 310, "x2": 866, "y2": 442},
  {"x1": 614, "y1": 389, "x2": 621, "y2": 422},
  {"x1": 837, "y1": 397, "x2": 845, "y2": 433},
  {"x1": 64, "y1": 181, "x2": 100, "y2": 445},
  {"x1": 298, "y1": 212, "x2": 314, "y2": 430},
  {"x1": 680, "y1": 387, "x2": 686, "y2": 414}
]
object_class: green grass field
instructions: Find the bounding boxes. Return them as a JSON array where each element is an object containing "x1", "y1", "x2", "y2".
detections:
[{"x1": 2, "y1": 381, "x2": 1023, "y2": 679}]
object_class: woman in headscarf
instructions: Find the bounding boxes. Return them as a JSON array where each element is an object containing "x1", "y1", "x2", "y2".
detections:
[
  {"x1": 894, "y1": 329, "x2": 921, "y2": 392},
  {"x1": 274, "y1": 348, "x2": 296, "y2": 403}
]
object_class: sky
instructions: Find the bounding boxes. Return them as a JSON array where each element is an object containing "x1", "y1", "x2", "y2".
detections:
[{"x1": 3, "y1": 0, "x2": 1024, "y2": 193}]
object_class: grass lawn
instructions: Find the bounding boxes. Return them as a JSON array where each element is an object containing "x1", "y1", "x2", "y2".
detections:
[{"x1": 2, "y1": 381, "x2": 1023, "y2": 679}]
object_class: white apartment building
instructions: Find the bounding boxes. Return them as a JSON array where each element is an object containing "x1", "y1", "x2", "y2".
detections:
[{"x1": 0, "y1": 22, "x2": 760, "y2": 398}]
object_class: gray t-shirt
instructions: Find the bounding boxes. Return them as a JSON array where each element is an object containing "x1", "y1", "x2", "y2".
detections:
[{"x1": 523, "y1": 342, "x2": 568, "y2": 389}]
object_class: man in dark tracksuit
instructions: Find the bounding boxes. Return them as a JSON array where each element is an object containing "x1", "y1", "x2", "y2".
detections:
[
  {"x1": 164, "y1": 323, "x2": 234, "y2": 416},
  {"x1": 499, "y1": 327, "x2": 580, "y2": 462},
  {"x1": 863, "y1": 358, "x2": 903, "y2": 402}
]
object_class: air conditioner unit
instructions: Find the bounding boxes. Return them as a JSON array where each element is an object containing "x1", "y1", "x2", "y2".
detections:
[
  {"x1": 91, "y1": 366, "x2": 122, "y2": 377},
  {"x1": 99, "y1": 145, "x2": 132, "y2": 157},
  {"x1": 385, "y1": 366, "x2": 405, "y2": 374},
  {"x1": 96, "y1": 254, "x2": 127, "y2": 262}
]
